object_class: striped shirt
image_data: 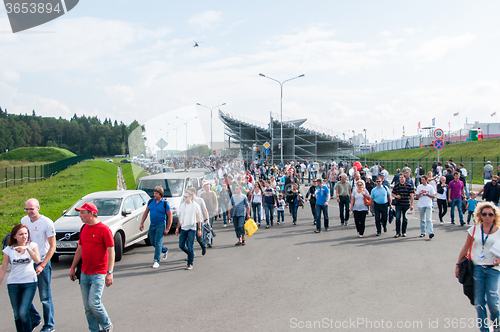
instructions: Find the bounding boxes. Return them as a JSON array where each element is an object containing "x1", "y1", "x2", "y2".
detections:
[{"x1": 392, "y1": 183, "x2": 415, "y2": 206}]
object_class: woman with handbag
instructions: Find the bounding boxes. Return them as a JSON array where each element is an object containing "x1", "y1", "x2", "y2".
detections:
[
  {"x1": 0, "y1": 224, "x2": 41, "y2": 332},
  {"x1": 456, "y1": 202, "x2": 500, "y2": 332},
  {"x1": 350, "y1": 180, "x2": 371, "y2": 238}
]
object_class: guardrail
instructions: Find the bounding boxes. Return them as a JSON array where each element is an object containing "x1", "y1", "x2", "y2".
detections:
[{"x1": 0, "y1": 154, "x2": 94, "y2": 188}]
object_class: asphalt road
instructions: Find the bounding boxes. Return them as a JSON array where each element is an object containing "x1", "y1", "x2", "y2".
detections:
[{"x1": 0, "y1": 194, "x2": 482, "y2": 332}]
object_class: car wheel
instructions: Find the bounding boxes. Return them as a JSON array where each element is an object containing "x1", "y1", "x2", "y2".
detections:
[
  {"x1": 51, "y1": 254, "x2": 59, "y2": 263},
  {"x1": 114, "y1": 232, "x2": 123, "y2": 262},
  {"x1": 144, "y1": 233, "x2": 151, "y2": 246}
]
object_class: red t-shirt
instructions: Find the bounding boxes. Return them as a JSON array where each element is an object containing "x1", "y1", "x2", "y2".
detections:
[{"x1": 79, "y1": 222, "x2": 114, "y2": 275}]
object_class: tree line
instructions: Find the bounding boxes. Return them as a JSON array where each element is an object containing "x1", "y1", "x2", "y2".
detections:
[{"x1": 0, "y1": 107, "x2": 145, "y2": 156}]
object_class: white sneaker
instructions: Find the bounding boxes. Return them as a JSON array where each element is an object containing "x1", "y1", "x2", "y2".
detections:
[
  {"x1": 162, "y1": 250, "x2": 168, "y2": 261},
  {"x1": 223, "y1": 224, "x2": 227, "y2": 227},
  {"x1": 358, "y1": 234, "x2": 363, "y2": 238},
  {"x1": 152, "y1": 261, "x2": 160, "y2": 268},
  {"x1": 185, "y1": 264, "x2": 193, "y2": 270},
  {"x1": 440, "y1": 222, "x2": 444, "y2": 225}
]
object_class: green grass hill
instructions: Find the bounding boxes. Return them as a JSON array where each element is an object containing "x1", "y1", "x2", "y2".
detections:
[
  {"x1": 362, "y1": 137, "x2": 500, "y2": 161},
  {"x1": 359, "y1": 137, "x2": 500, "y2": 184},
  {"x1": 0, "y1": 160, "x2": 118, "y2": 262},
  {"x1": 0, "y1": 147, "x2": 76, "y2": 162}
]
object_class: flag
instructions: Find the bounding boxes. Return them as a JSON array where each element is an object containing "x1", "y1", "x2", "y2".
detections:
[
  {"x1": 432, "y1": 118, "x2": 435, "y2": 126},
  {"x1": 448, "y1": 121, "x2": 451, "y2": 129},
  {"x1": 403, "y1": 126, "x2": 405, "y2": 136},
  {"x1": 492, "y1": 112, "x2": 497, "y2": 117},
  {"x1": 453, "y1": 112, "x2": 459, "y2": 116},
  {"x1": 418, "y1": 121, "x2": 421, "y2": 129}
]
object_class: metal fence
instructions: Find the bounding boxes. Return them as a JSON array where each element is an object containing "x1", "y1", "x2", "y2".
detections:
[
  {"x1": 0, "y1": 154, "x2": 94, "y2": 188},
  {"x1": 360, "y1": 156, "x2": 500, "y2": 186}
]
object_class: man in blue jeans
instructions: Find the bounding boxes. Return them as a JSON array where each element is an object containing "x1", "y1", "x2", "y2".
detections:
[
  {"x1": 371, "y1": 177, "x2": 392, "y2": 236},
  {"x1": 69, "y1": 202, "x2": 114, "y2": 332},
  {"x1": 140, "y1": 186, "x2": 173, "y2": 268},
  {"x1": 335, "y1": 174, "x2": 351, "y2": 226},
  {"x1": 175, "y1": 191, "x2": 202, "y2": 270},
  {"x1": 22, "y1": 198, "x2": 56, "y2": 332},
  {"x1": 263, "y1": 181, "x2": 277, "y2": 229},
  {"x1": 314, "y1": 179, "x2": 330, "y2": 233},
  {"x1": 228, "y1": 185, "x2": 250, "y2": 245},
  {"x1": 448, "y1": 171, "x2": 466, "y2": 226}
]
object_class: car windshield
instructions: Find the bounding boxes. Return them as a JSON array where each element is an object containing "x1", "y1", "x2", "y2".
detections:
[
  {"x1": 65, "y1": 198, "x2": 122, "y2": 217},
  {"x1": 204, "y1": 172, "x2": 214, "y2": 180},
  {"x1": 137, "y1": 179, "x2": 184, "y2": 197}
]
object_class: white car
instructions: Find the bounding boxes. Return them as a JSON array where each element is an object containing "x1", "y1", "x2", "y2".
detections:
[{"x1": 53, "y1": 190, "x2": 151, "y2": 262}]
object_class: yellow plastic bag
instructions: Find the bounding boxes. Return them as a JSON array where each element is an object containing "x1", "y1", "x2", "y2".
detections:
[{"x1": 244, "y1": 218, "x2": 258, "y2": 237}]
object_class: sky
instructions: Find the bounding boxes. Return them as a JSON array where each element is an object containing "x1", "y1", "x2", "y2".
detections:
[{"x1": 1, "y1": 0, "x2": 500, "y2": 150}]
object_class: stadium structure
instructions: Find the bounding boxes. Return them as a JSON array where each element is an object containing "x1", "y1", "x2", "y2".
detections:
[{"x1": 219, "y1": 110, "x2": 355, "y2": 163}]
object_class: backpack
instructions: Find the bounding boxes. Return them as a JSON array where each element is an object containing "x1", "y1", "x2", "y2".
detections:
[
  {"x1": 148, "y1": 198, "x2": 168, "y2": 213},
  {"x1": 419, "y1": 167, "x2": 425, "y2": 176},
  {"x1": 2, "y1": 233, "x2": 10, "y2": 250}
]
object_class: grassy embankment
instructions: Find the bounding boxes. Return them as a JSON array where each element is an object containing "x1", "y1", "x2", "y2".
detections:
[
  {"x1": 360, "y1": 137, "x2": 500, "y2": 184},
  {"x1": 0, "y1": 160, "x2": 118, "y2": 262},
  {"x1": 0, "y1": 147, "x2": 75, "y2": 165}
]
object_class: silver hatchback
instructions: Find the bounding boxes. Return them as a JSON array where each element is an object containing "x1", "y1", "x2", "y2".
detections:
[{"x1": 53, "y1": 190, "x2": 151, "y2": 262}]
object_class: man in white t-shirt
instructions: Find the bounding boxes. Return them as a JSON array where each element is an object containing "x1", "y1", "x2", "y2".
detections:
[
  {"x1": 416, "y1": 176, "x2": 436, "y2": 239},
  {"x1": 21, "y1": 198, "x2": 56, "y2": 332},
  {"x1": 176, "y1": 191, "x2": 202, "y2": 270},
  {"x1": 187, "y1": 187, "x2": 210, "y2": 254}
]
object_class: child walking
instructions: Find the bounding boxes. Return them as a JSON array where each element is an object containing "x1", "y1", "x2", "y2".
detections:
[
  {"x1": 277, "y1": 194, "x2": 286, "y2": 224},
  {"x1": 466, "y1": 192, "x2": 478, "y2": 225}
]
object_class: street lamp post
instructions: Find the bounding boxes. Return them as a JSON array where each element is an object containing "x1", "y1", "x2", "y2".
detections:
[
  {"x1": 363, "y1": 129, "x2": 367, "y2": 164},
  {"x1": 352, "y1": 130, "x2": 355, "y2": 158},
  {"x1": 175, "y1": 116, "x2": 198, "y2": 157},
  {"x1": 259, "y1": 73, "x2": 305, "y2": 164},
  {"x1": 166, "y1": 122, "x2": 184, "y2": 153},
  {"x1": 196, "y1": 102, "x2": 226, "y2": 153}
]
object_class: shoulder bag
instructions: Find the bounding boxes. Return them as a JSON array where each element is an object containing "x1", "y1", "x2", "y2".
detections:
[
  {"x1": 363, "y1": 191, "x2": 371, "y2": 206},
  {"x1": 458, "y1": 226, "x2": 475, "y2": 305}
]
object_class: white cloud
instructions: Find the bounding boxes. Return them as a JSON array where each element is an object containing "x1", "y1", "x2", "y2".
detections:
[
  {"x1": 380, "y1": 31, "x2": 392, "y2": 37},
  {"x1": 403, "y1": 28, "x2": 416, "y2": 35},
  {"x1": 409, "y1": 32, "x2": 475, "y2": 62},
  {"x1": 0, "y1": 17, "x2": 171, "y2": 73},
  {"x1": 104, "y1": 84, "x2": 136, "y2": 106},
  {"x1": 2, "y1": 70, "x2": 20, "y2": 82},
  {"x1": 188, "y1": 11, "x2": 222, "y2": 31}
]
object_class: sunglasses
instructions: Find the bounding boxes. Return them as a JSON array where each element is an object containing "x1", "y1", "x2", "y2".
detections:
[
  {"x1": 24, "y1": 208, "x2": 35, "y2": 211},
  {"x1": 482, "y1": 213, "x2": 495, "y2": 217},
  {"x1": 376, "y1": 181, "x2": 381, "y2": 183},
  {"x1": 357, "y1": 184, "x2": 363, "y2": 186}
]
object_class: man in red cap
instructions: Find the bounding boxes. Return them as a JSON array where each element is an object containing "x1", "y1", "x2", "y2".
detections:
[{"x1": 69, "y1": 202, "x2": 114, "y2": 332}]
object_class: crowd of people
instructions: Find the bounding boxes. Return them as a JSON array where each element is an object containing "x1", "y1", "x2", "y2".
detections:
[{"x1": 1, "y1": 156, "x2": 500, "y2": 331}]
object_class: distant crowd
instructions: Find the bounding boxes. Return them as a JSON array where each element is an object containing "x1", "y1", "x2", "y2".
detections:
[{"x1": 1, "y1": 156, "x2": 500, "y2": 332}]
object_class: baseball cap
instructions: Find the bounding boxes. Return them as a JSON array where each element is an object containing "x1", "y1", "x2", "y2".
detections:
[
  {"x1": 75, "y1": 202, "x2": 98, "y2": 213},
  {"x1": 203, "y1": 182, "x2": 211, "y2": 186},
  {"x1": 487, "y1": 161, "x2": 491, "y2": 164}
]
